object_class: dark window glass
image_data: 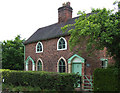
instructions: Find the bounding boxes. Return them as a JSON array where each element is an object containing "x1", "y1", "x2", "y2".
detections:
[
  {"x1": 58, "y1": 38, "x2": 66, "y2": 49},
  {"x1": 102, "y1": 61, "x2": 107, "y2": 68},
  {"x1": 37, "y1": 60, "x2": 42, "y2": 71},
  {"x1": 37, "y1": 42, "x2": 42, "y2": 52},
  {"x1": 59, "y1": 59, "x2": 65, "y2": 73}
]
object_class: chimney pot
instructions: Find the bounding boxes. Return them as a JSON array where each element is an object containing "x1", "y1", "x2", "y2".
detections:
[
  {"x1": 66, "y1": 2, "x2": 70, "y2": 6},
  {"x1": 58, "y1": 2, "x2": 73, "y2": 23},
  {"x1": 62, "y1": 3, "x2": 66, "y2": 6}
]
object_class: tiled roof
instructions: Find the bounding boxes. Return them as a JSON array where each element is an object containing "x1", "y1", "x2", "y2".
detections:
[{"x1": 24, "y1": 13, "x2": 92, "y2": 45}]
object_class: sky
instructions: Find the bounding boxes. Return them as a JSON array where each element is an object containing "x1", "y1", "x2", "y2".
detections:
[{"x1": 0, "y1": 0, "x2": 117, "y2": 41}]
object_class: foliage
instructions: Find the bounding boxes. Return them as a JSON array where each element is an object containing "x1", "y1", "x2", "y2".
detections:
[
  {"x1": 2, "y1": 84, "x2": 42, "y2": 92},
  {"x1": 62, "y1": 6, "x2": 120, "y2": 67},
  {"x1": 2, "y1": 84, "x2": 78, "y2": 93},
  {"x1": 113, "y1": 0, "x2": 120, "y2": 9},
  {"x1": 2, "y1": 35, "x2": 25, "y2": 70},
  {"x1": 0, "y1": 42, "x2": 2, "y2": 69},
  {"x1": 1, "y1": 70, "x2": 80, "y2": 91},
  {"x1": 93, "y1": 68, "x2": 119, "y2": 91}
]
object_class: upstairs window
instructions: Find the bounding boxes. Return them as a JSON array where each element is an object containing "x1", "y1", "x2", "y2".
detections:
[
  {"x1": 36, "y1": 42, "x2": 43, "y2": 53},
  {"x1": 37, "y1": 60, "x2": 42, "y2": 71},
  {"x1": 59, "y1": 59, "x2": 66, "y2": 73},
  {"x1": 57, "y1": 37, "x2": 67, "y2": 50}
]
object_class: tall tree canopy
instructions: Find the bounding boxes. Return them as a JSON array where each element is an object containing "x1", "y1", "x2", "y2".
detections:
[
  {"x1": 2, "y1": 35, "x2": 25, "y2": 70},
  {"x1": 62, "y1": 3, "x2": 120, "y2": 67}
]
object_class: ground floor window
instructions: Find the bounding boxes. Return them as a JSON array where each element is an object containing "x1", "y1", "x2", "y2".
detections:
[
  {"x1": 25, "y1": 56, "x2": 35, "y2": 71},
  {"x1": 59, "y1": 59, "x2": 66, "y2": 73},
  {"x1": 28, "y1": 61, "x2": 32, "y2": 71},
  {"x1": 37, "y1": 60, "x2": 42, "y2": 71},
  {"x1": 101, "y1": 59, "x2": 108, "y2": 68},
  {"x1": 102, "y1": 60, "x2": 107, "y2": 68}
]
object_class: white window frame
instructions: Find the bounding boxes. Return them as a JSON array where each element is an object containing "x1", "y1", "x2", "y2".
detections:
[
  {"x1": 100, "y1": 58, "x2": 108, "y2": 69},
  {"x1": 36, "y1": 42, "x2": 43, "y2": 53},
  {"x1": 57, "y1": 37, "x2": 67, "y2": 50},
  {"x1": 102, "y1": 60, "x2": 108, "y2": 68}
]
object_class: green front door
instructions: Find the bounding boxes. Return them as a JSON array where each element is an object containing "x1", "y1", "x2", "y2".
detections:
[
  {"x1": 68, "y1": 54, "x2": 84, "y2": 88},
  {"x1": 72, "y1": 63, "x2": 82, "y2": 87},
  {"x1": 72, "y1": 63, "x2": 82, "y2": 75}
]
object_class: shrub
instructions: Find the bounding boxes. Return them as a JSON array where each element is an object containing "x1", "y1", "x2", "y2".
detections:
[
  {"x1": 2, "y1": 84, "x2": 42, "y2": 92},
  {"x1": 93, "y1": 67, "x2": 119, "y2": 91},
  {"x1": 2, "y1": 70, "x2": 80, "y2": 91}
]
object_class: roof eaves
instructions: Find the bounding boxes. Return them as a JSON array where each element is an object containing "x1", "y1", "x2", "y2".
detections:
[{"x1": 24, "y1": 33, "x2": 70, "y2": 45}]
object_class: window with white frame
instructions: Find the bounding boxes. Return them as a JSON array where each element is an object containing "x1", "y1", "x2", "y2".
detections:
[
  {"x1": 101, "y1": 59, "x2": 108, "y2": 68},
  {"x1": 36, "y1": 42, "x2": 43, "y2": 53},
  {"x1": 57, "y1": 37, "x2": 67, "y2": 50}
]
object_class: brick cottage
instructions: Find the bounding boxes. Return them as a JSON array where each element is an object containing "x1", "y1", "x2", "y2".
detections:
[{"x1": 24, "y1": 2, "x2": 114, "y2": 77}]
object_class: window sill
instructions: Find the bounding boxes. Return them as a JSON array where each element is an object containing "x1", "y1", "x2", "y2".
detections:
[
  {"x1": 36, "y1": 51, "x2": 43, "y2": 53},
  {"x1": 57, "y1": 48, "x2": 67, "y2": 51}
]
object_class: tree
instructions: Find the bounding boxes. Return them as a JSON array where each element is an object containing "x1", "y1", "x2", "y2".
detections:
[
  {"x1": 62, "y1": 3, "x2": 120, "y2": 68},
  {"x1": 2, "y1": 35, "x2": 25, "y2": 70}
]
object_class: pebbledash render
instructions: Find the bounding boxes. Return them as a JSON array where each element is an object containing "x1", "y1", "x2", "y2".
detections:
[{"x1": 24, "y1": 2, "x2": 114, "y2": 76}]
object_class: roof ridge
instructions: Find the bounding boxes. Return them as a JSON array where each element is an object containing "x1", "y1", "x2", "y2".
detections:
[
  {"x1": 37, "y1": 23, "x2": 58, "y2": 30},
  {"x1": 24, "y1": 13, "x2": 94, "y2": 45}
]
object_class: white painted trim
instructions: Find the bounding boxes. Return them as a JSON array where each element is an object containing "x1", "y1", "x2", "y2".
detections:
[
  {"x1": 36, "y1": 58, "x2": 43, "y2": 71},
  {"x1": 68, "y1": 63, "x2": 71, "y2": 73},
  {"x1": 33, "y1": 64, "x2": 35, "y2": 71},
  {"x1": 36, "y1": 41, "x2": 43, "y2": 53},
  {"x1": 57, "y1": 57, "x2": 67, "y2": 73},
  {"x1": 57, "y1": 37, "x2": 67, "y2": 51},
  {"x1": 26, "y1": 63, "x2": 28, "y2": 71}
]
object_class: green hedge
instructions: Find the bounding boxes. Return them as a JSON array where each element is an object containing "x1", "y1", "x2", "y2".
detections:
[
  {"x1": 93, "y1": 68, "x2": 119, "y2": 91},
  {"x1": 1, "y1": 69, "x2": 80, "y2": 91}
]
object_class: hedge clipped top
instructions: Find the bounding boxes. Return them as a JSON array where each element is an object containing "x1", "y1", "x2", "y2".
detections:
[{"x1": 1, "y1": 69, "x2": 81, "y2": 91}]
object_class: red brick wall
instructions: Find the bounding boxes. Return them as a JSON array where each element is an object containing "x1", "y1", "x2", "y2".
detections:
[
  {"x1": 25, "y1": 35, "x2": 114, "y2": 75},
  {"x1": 25, "y1": 36, "x2": 73, "y2": 72},
  {"x1": 58, "y1": 2, "x2": 72, "y2": 23}
]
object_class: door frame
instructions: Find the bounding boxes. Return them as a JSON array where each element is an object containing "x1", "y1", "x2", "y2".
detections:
[
  {"x1": 25, "y1": 56, "x2": 35, "y2": 71},
  {"x1": 68, "y1": 54, "x2": 85, "y2": 76}
]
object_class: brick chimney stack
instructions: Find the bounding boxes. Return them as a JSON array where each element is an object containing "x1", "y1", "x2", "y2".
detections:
[{"x1": 58, "y1": 2, "x2": 73, "y2": 23}]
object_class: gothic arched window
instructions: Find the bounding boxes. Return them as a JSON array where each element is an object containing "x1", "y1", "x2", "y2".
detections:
[
  {"x1": 58, "y1": 59, "x2": 66, "y2": 73},
  {"x1": 37, "y1": 60, "x2": 42, "y2": 71},
  {"x1": 36, "y1": 42, "x2": 43, "y2": 53},
  {"x1": 57, "y1": 37, "x2": 67, "y2": 50}
]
